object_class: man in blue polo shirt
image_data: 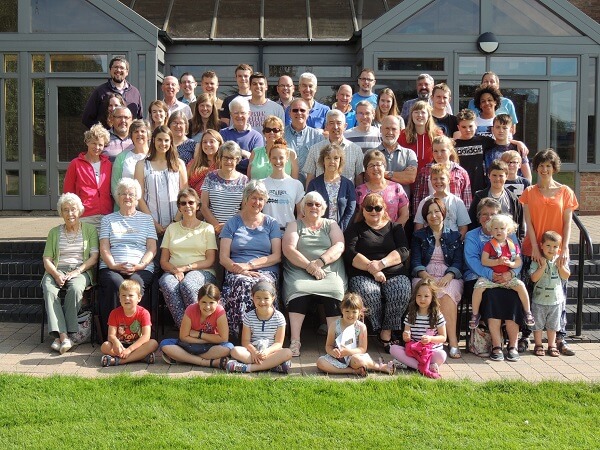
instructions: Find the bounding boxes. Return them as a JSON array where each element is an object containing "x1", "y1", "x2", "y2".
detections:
[{"x1": 285, "y1": 72, "x2": 329, "y2": 130}]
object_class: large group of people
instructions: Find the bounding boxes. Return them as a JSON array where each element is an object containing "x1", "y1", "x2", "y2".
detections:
[{"x1": 41, "y1": 57, "x2": 579, "y2": 376}]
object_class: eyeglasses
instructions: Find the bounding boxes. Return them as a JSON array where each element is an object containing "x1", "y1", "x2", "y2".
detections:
[
  {"x1": 367, "y1": 163, "x2": 384, "y2": 169},
  {"x1": 118, "y1": 192, "x2": 135, "y2": 197},
  {"x1": 364, "y1": 205, "x2": 383, "y2": 212},
  {"x1": 305, "y1": 202, "x2": 322, "y2": 208},
  {"x1": 113, "y1": 115, "x2": 132, "y2": 121},
  {"x1": 508, "y1": 161, "x2": 520, "y2": 165},
  {"x1": 291, "y1": 108, "x2": 307, "y2": 113},
  {"x1": 358, "y1": 77, "x2": 375, "y2": 82},
  {"x1": 263, "y1": 127, "x2": 281, "y2": 134},
  {"x1": 221, "y1": 156, "x2": 238, "y2": 161},
  {"x1": 179, "y1": 200, "x2": 196, "y2": 206},
  {"x1": 278, "y1": 84, "x2": 293, "y2": 89}
]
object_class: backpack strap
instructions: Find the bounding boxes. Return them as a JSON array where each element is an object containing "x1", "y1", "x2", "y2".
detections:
[{"x1": 489, "y1": 237, "x2": 517, "y2": 260}]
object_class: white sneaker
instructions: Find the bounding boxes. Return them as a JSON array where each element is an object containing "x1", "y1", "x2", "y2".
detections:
[
  {"x1": 59, "y1": 338, "x2": 73, "y2": 354},
  {"x1": 50, "y1": 339, "x2": 61, "y2": 352}
]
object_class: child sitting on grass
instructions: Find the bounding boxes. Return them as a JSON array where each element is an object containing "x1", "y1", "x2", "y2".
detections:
[
  {"x1": 470, "y1": 214, "x2": 535, "y2": 330},
  {"x1": 101, "y1": 279, "x2": 158, "y2": 366},
  {"x1": 389, "y1": 279, "x2": 447, "y2": 379},
  {"x1": 316, "y1": 292, "x2": 395, "y2": 377},
  {"x1": 226, "y1": 281, "x2": 293, "y2": 374},
  {"x1": 530, "y1": 231, "x2": 571, "y2": 357}
]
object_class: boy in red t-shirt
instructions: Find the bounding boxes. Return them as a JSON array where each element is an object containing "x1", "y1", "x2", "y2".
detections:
[{"x1": 101, "y1": 279, "x2": 158, "y2": 366}]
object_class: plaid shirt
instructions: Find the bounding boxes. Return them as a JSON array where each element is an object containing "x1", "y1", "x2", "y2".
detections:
[{"x1": 412, "y1": 161, "x2": 472, "y2": 215}]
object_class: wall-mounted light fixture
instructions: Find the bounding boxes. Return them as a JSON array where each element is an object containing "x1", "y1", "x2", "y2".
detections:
[{"x1": 477, "y1": 32, "x2": 499, "y2": 54}]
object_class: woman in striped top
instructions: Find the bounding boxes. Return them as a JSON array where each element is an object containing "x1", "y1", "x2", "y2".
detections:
[{"x1": 200, "y1": 141, "x2": 249, "y2": 236}]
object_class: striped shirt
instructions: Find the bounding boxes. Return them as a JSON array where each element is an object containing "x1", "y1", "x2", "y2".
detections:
[
  {"x1": 344, "y1": 126, "x2": 382, "y2": 154},
  {"x1": 201, "y1": 171, "x2": 248, "y2": 224},
  {"x1": 99, "y1": 211, "x2": 158, "y2": 271},
  {"x1": 243, "y1": 309, "x2": 286, "y2": 348},
  {"x1": 405, "y1": 312, "x2": 446, "y2": 350}
]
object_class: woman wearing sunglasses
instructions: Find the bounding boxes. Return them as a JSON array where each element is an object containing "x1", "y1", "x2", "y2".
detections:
[
  {"x1": 248, "y1": 116, "x2": 299, "y2": 180},
  {"x1": 282, "y1": 191, "x2": 347, "y2": 357},
  {"x1": 344, "y1": 193, "x2": 410, "y2": 353},
  {"x1": 355, "y1": 150, "x2": 409, "y2": 226},
  {"x1": 159, "y1": 188, "x2": 218, "y2": 327}
]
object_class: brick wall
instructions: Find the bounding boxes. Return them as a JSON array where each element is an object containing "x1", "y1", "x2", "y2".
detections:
[
  {"x1": 569, "y1": 0, "x2": 600, "y2": 23},
  {"x1": 579, "y1": 173, "x2": 600, "y2": 214}
]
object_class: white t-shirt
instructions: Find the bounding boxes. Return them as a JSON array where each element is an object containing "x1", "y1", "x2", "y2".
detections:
[{"x1": 261, "y1": 176, "x2": 305, "y2": 228}]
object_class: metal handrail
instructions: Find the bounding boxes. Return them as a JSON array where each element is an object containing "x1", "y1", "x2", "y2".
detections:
[{"x1": 572, "y1": 213, "x2": 594, "y2": 337}]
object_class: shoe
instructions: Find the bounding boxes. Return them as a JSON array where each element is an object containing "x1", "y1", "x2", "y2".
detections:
[
  {"x1": 557, "y1": 340, "x2": 575, "y2": 356},
  {"x1": 377, "y1": 334, "x2": 392, "y2": 354},
  {"x1": 448, "y1": 346, "x2": 461, "y2": 359},
  {"x1": 547, "y1": 346, "x2": 560, "y2": 357},
  {"x1": 517, "y1": 338, "x2": 530, "y2": 353},
  {"x1": 226, "y1": 359, "x2": 248, "y2": 373},
  {"x1": 271, "y1": 360, "x2": 291, "y2": 374},
  {"x1": 392, "y1": 359, "x2": 408, "y2": 370},
  {"x1": 316, "y1": 324, "x2": 328, "y2": 336},
  {"x1": 524, "y1": 312, "x2": 535, "y2": 327},
  {"x1": 162, "y1": 353, "x2": 176, "y2": 365},
  {"x1": 101, "y1": 355, "x2": 120, "y2": 367},
  {"x1": 290, "y1": 339, "x2": 301, "y2": 357},
  {"x1": 210, "y1": 356, "x2": 229, "y2": 370},
  {"x1": 144, "y1": 352, "x2": 155, "y2": 364},
  {"x1": 51, "y1": 339, "x2": 61, "y2": 352},
  {"x1": 59, "y1": 338, "x2": 73, "y2": 355},
  {"x1": 533, "y1": 345, "x2": 545, "y2": 357},
  {"x1": 506, "y1": 347, "x2": 520, "y2": 361},
  {"x1": 469, "y1": 313, "x2": 481, "y2": 329},
  {"x1": 490, "y1": 346, "x2": 504, "y2": 361},
  {"x1": 429, "y1": 363, "x2": 439, "y2": 374}
]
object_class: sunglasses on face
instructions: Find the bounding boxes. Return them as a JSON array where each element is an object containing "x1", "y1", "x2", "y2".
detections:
[
  {"x1": 364, "y1": 205, "x2": 383, "y2": 212},
  {"x1": 305, "y1": 202, "x2": 322, "y2": 208},
  {"x1": 263, "y1": 127, "x2": 281, "y2": 134},
  {"x1": 291, "y1": 108, "x2": 307, "y2": 113},
  {"x1": 179, "y1": 200, "x2": 196, "y2": 206}
]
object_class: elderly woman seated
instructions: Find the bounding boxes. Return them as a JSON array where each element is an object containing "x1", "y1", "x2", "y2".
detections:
[
  {"x1": 42, "y1": 193, "x2": 99, "y2": 354},
  {"x1": 98, "y1": 178, "x2": 157, "y2": 340},
  {"x1": 219, "y1": 180, "x2": 282, "y2": 341},
  {"x1": 282, "y1": 191, "x2": 347, "y2": 357},
  {"x1": 344, "y1": 193, "x2": 410, "y2": 353}
]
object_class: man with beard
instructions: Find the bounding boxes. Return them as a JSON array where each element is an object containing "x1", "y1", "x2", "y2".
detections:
[
  {"x1": 82, "y1": 57, "x2": 143, "y2": 128},
  {"x1": 400, "y1": 73, "x2": 435, "y2": 124},
  {"x1": 103, "y1": 105, "x2": 133, "y2": 162}
]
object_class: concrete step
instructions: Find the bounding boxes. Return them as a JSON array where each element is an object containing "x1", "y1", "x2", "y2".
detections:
[
  {"x1": 0, "y1": 257, "x2": 44, "y2": 280},
  {"x1": 0, "y1": 279, "x2": 42, "y2": 304}
]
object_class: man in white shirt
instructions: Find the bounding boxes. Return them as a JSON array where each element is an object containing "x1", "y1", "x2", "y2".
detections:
[{"x1": 162, "y1": 76, "x2": 192, "y2": 119}]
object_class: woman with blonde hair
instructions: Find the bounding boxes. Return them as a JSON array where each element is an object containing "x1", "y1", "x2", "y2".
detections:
[{"x1": 398, "y1": 101, "x2": 441, "y2": 172}]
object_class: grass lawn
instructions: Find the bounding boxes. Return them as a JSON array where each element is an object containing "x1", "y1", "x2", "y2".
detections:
[{"x1": 0, "y1": 374, "x2": 598, "y2": 449}]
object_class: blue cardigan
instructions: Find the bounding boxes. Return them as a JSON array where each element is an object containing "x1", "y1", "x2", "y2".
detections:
[
  {"x1": 410, "y1": 226, "x2": 464, "y2": 279},
  {"x1": 307, "y1": 175, "x2": 356, "y2": 231}
]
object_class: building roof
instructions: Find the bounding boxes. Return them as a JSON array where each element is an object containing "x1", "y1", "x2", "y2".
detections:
[{"x1": 117, "y1": 0, "x2": 405, "y2": 41}]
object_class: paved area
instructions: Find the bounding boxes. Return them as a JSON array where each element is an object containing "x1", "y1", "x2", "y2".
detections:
[{"x1": 1, "y1": 321, "x2": 599, "y2": 381}]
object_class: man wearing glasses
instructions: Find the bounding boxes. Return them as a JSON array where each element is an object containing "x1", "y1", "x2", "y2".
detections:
[
  {"x1": 82, "y1": 56, "x2": 143, "y2": 129},
  {"x1": 276, "y1": 75, "x2": 295, "y2": 110},
  {"x1": 103, "y1": 105, "x2": 133, "y2": 162},
  {"x1": 351, "y1": 68, "x2": 378, "y2": 110},
  {"x1": 284, "y1": 98, "x2": 324, "y2": 185}
]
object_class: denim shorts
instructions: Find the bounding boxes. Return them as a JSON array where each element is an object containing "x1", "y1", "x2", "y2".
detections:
[{"x1": 159, "y1": 338, "x2": 233, "y2": 355}]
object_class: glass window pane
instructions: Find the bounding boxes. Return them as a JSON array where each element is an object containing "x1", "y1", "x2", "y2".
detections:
[
  {"x1": 268, "y1": 65, "x2": 352, "y2": 79},
  {"x1": 310, "y1": 0, "x2": 354, "y2": 40},
  {"x1": 353, "y1": 0, "x2": 386, "y2": 29},
  {"x1": 4, "y1": 79, "x2": 19, "y2": 162},
  {"x1": 4, "y1": 54, "x2": 17, "y2": 73},
  {"x1": 32, "y1": 0, "x2": 129, "y2": 33},
  {"x1": 587, "y1": 58, "x2": 596, "y2": 164},
  {"x1": 58, "y1": 170, "x2": 67, "y2": 192},
  {"x1": 458, "y1": 82, "x2": 479, "y2": 111},
  {"x1": 170, "y1": 65, "x2": 240, "y2": 99},
  {"x1": 551, "y1": 57, "x2": 578, "y2": 77},
  {"x1": 499, "y1": 87, "x2": 539, "y2": 155},
  {"x1": 133, "y1": 0, "x2": 169, "y2": 29},
  {"x1": 0, "y1": 0, "x2": 18, "y2": 32},
  {"x1": 490, "y1": 57, "x2": 546, "y2": 76},
  {"x1": 383, "y1": 79, "x2": 447, "y2": 114},
  {"x1": 32, "y1": 54, "x2": 45, "y2": 73},
  {"x1": 168, "y1": 0, "x2": 214, "y2": 39},
  {"x1": 391, "y1": 0, "x2": 478, "y2": 35},
  {"x1": 490, "y1": 0, "x2": 581, "y2": 37},
  {"x1": 58, "y1": 86, "x2": 96, "y2": 162},
  {"x1": 459, "y1": 56, "x2": 485, "y2": 76},
  {"x1": 264, "y1": 0, "x2": 308, "y2": 39},
  {"x1": 550, "y1": 81, "x2": 576, "y2": 163},
  {"x1": 378, "y1": 58, "x2": 444, "y2": 72},
  {"x1": 5, "y1": 170, "x2": 19, "y2": 195},
  {"x1": 215, "y1": 0, "x2": 260, "y2": 38},
  {"x1": 33, "y1": 171, "x2": 47, "y2": 196},
  {"x1": 50, "y1": 54, "x2": 108, "y2": 73},
  {"x1": 33, "y1": 79, "x2": 46, "y2": 162}
]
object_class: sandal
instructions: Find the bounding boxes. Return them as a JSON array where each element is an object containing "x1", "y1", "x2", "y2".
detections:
[
  {"x1": 448, "y1": 346, "x2": 461, "y2": 359},
  {"x1": 101, "y1": 355, "x2": 120, "y2": 367},
  {"x1": 289, "y1": 339, "x2": 301, "y2": 357},
  {"x1": 144, "y1": 352, "x2": 155, "y2": 364},
  {"x1": 210, "y1": 356, "x2": 230, "y2": 370},
  {"x1": 547, "y1": 346, "x2": 560, "y2": 357},
  {"x1": 524, "y1": 312, "x2": 535, "y2": 327},
  {"x1": 468, "y1": 313, "x2": 481, "y2": 330},
  {"x1": 533, "y1": 345, "x2": 545, "y2": 357},
  {"x1": 378, "y1": 357, "x2": 396, "y2": 375},
  {"x1": 377, "y1": 334, "x2": 392, "y2": 354},
  {"x1": 354, "y1": 366, "x2": 368, "y2": 378},
  {"x1": 490, "y1": 346, "x2": 504, "y2": 361}
]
